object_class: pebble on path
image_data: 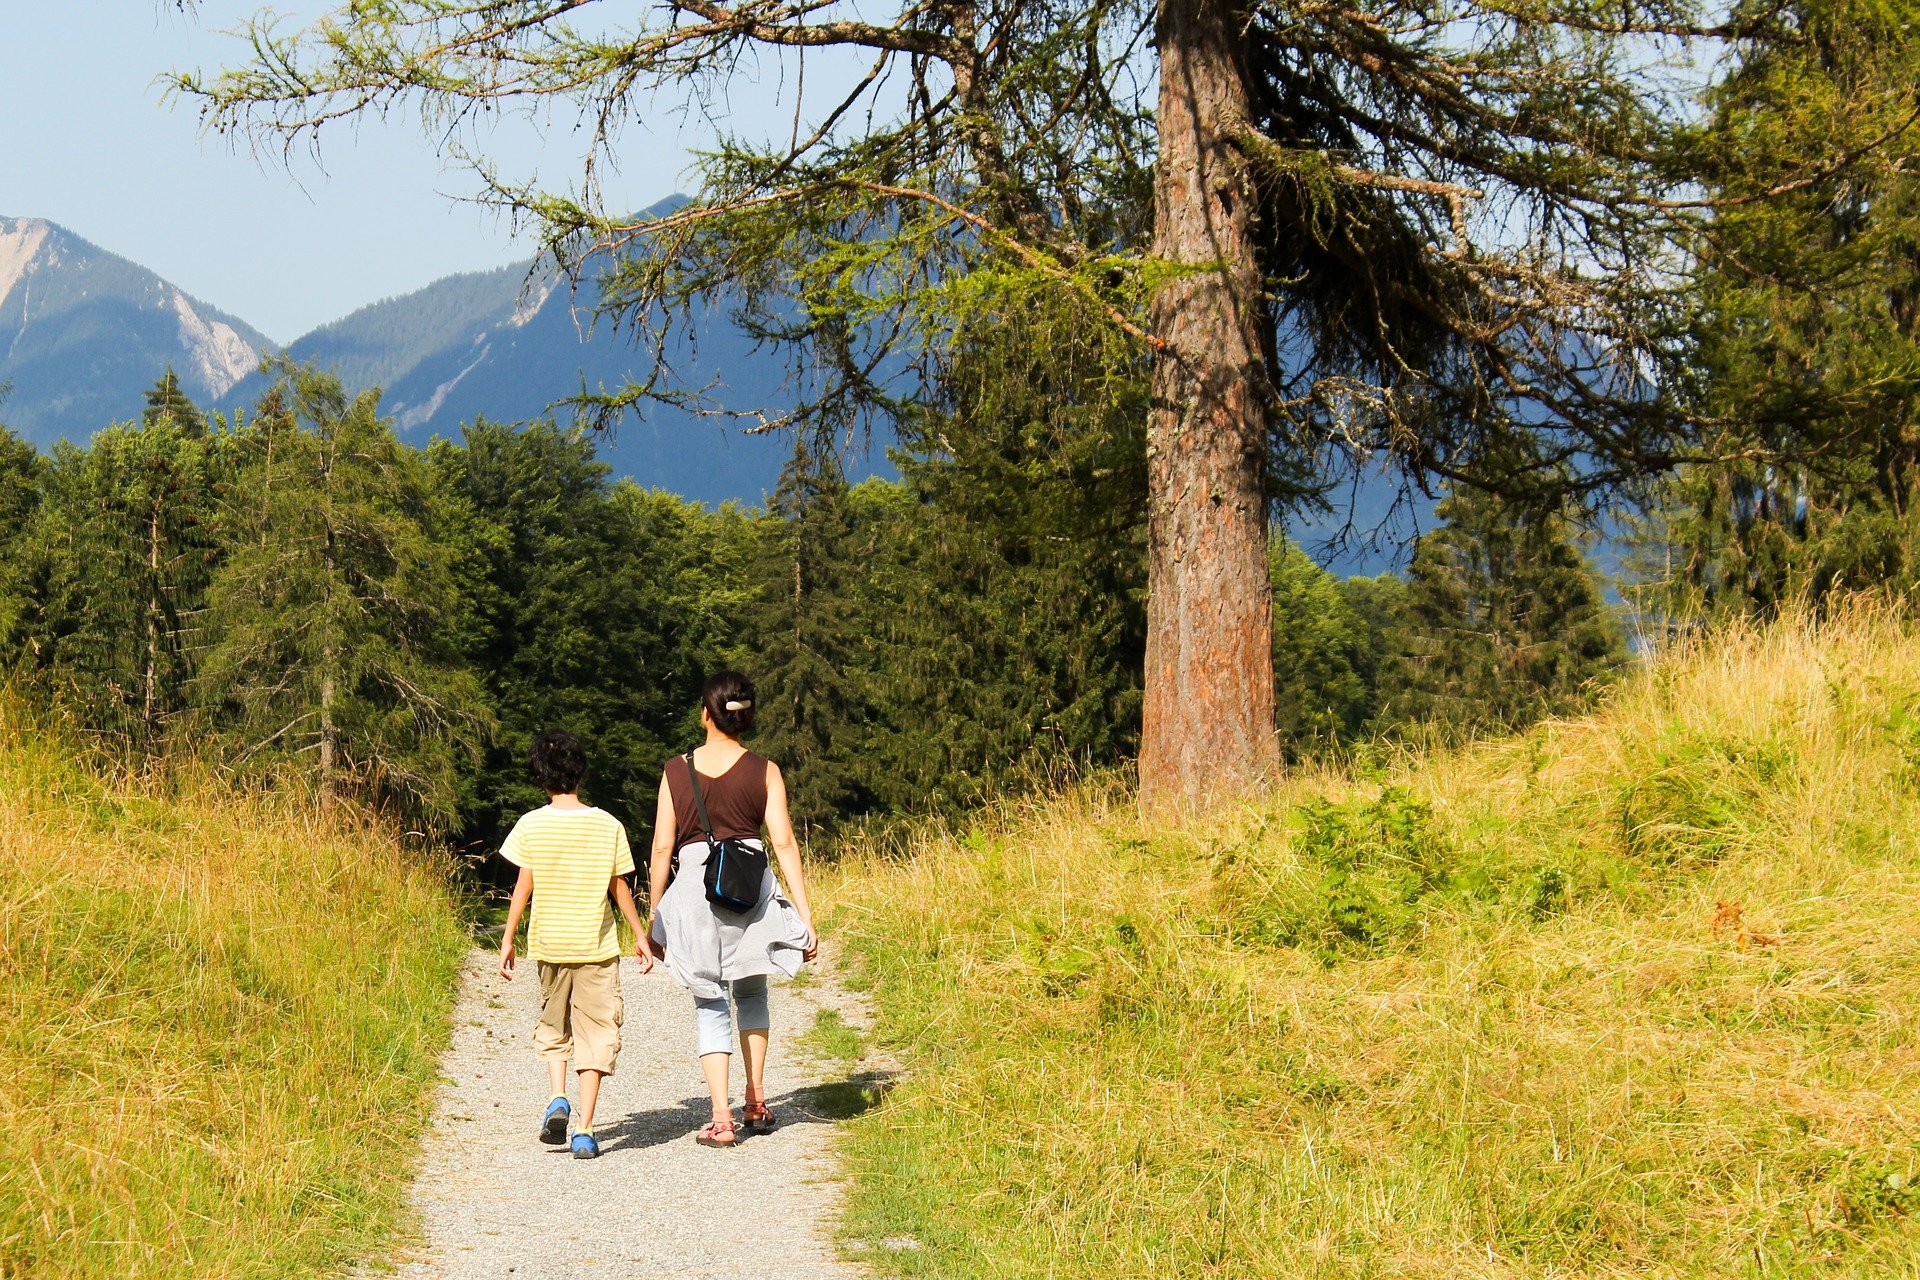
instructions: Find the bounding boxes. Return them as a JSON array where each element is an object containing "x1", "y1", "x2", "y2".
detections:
[{"x1": 376, "y1": 951, "x2": 873, "y2": 1280}]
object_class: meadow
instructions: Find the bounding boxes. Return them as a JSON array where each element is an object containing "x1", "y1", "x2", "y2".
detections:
[
  {"x1": 826, "y1": 604, "x2": 1920, "y2": 1276},
  {"x1": 0, "y1": 704, "x2": 468, "y2": 1279}
]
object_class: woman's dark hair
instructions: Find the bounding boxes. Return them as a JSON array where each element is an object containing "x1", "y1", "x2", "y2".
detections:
[
  {"x1": 528, "y1": 730, "x2": 588, "y2": 795},
  {"x1": 702, "y1": 671, "x2": 757, "y2": 737}
]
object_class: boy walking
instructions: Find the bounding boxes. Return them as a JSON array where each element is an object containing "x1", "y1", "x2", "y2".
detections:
[{"x1": 498, "y1": 730, "x2": 652, "y2": 1159}]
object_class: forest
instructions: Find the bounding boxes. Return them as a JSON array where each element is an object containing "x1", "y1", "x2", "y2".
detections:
[
  {"x1": 0, "y1": 351, "x2": 1623, "y2": 856},
  {"x1": 6, "y1": 0, "x2": 1919, "y2": 853},
  {"x1": 9, "y1": 0, "x2": 1920, "y2": 1272}
]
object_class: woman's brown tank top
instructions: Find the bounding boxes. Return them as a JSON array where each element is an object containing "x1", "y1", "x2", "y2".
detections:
[{"x1": 667, "y1": 750, "x2": 769, "y2": 848}]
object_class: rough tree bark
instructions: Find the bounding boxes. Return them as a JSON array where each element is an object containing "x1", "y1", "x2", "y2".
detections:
[
  {"x1": 145, "y1": 500, "x2": 161, "y2": 743},
  {"x1": 1139, "y1": 0, "x2": 1279, "y2": 808},
  {"x1": 318, "y1": 433, "x2": 338, "y2": 808}
]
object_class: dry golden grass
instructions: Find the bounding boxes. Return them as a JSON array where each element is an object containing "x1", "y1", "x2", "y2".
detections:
[
  {"x1": 0, "y1": 704, "x2": 466, "y2": 1279},
  {"x1": 825, "y1": 603, "x2": 1920, "y2": 1277}
]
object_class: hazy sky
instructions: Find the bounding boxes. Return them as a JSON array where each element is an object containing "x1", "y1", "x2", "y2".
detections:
[{"x1": 2, "y1": 1, "x2": 829, "y2": 342}]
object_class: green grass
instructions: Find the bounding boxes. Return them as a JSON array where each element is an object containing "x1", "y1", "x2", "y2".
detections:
[
  {"x1": 824, "y1": 604, "x2": 1920, "y2": 1276},
  {"x1": 0, "y1": 706, "x2": 468, "y2": 1279},
  {"x1": 802, "y1": 1009, "x2": 866, "y2": 1065}
]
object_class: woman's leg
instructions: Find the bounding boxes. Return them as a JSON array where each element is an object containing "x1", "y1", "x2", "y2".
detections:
[
  {"x1": 698, "y1": 1053, "x2": 731, "y2": 1121},
  {"x1": 694, "y1": 990, "x2": 735, "y2": 1123},
  {"x1": 733, "y1": 975, "x2": 771, "y2": 1104}
]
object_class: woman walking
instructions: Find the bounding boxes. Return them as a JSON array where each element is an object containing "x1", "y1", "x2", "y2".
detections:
[{"x1": 648, "y1": 671, "x2": 818, "y2": 1148}]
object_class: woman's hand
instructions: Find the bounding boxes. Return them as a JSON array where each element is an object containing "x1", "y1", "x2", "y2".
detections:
[
  {"x1": 499, "y1": 938, "x2": 516, "y2": 981},
  {"x1": 632, "y1": 936, "x2": 655, "y2": 974},
  {"x1": 765, "y1": 763, "x2": 818, "y2": 962}
]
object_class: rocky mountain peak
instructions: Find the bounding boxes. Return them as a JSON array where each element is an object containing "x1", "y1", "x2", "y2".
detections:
[
  {"x1": 0, "y1": 217, "x2": 54, "y2": 312},
  {"x1": 0, "y1": 217, "x2": 270, "y2": 440}
]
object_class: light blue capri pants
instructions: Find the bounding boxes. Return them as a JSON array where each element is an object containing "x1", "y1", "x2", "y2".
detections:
[{"x1": 694, "y1": 975, "x2": 770, "y2": 1057}]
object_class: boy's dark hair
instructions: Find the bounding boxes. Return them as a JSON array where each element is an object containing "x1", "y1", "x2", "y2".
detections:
[
  {"x1": 702, "y1": 671, "x2": 757, "y2": 737},
  {"x1": 528, "y1": 730, "x2": 588, "y2": 795}
]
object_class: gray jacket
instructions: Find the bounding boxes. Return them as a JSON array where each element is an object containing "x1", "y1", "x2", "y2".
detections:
[{"x1": 650, "y1": 839, "x2": 810, "y2": 999}]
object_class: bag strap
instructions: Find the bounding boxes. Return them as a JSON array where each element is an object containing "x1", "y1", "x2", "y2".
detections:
[{"x1": 684, "y1": 752, "x2": 719, "y2": 851}]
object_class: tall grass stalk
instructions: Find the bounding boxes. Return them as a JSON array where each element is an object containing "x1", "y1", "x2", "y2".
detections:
[
  {"x1": 0, "y1": 701, "x2": 467, "y2": 1279},
  {"x1": 825, "y1": 601, "x2": 1920, "y2": 1276}
]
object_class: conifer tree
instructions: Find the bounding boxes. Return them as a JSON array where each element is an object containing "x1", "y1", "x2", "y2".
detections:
[
  {"x1": 1384, "y1": 487, "x2": 1623, "y2": 733},
  {"x1": 428, "y1": 420, "x2": 750, "y2": 841},
  {"x1": 750, "y1": 438, "x2": 871, "y2": 824},
  {"x1": 1270, "y1": 541, "x2": 1407, "y2": 752},
  {"x1": 1639, "y1": 0, "x2": 1920, "y2": 619},
  {"x1": 200, "y1": 364, "x2": 488, "y2": 823},
  {"x1": 856, "y1": 291, "x2": 1150, "y2": 814},
  {"x1": 141, "y1": 370, "x2": 208, "y2": 436},
  {"x1": 0, "y1": 425, "x2": 40, "y2": 554},
  {"x1": 0, "y1": 423, "x2": 44, "y2": 655},
  {"x1": 6, "y1": 418, "x2": 220, "y2": 744},
  {"x1": 179, "y1": 0, "x2": 1742, "y2": 803}
]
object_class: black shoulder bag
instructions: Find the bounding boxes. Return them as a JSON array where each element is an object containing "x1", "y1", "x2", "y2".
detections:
[{"x1": 685, "y1": 753, "x2": 769, "y2": 914}]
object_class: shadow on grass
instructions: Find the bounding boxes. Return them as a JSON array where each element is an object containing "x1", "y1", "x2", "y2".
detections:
[{"x1": 592, "y1": 1070, "x2": 896, "y2": 1155}]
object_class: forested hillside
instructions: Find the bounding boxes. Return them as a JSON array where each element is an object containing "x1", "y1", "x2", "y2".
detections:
[
  {"x1": 0, "y1": 357, "x2": 1625, "y2": 855},
  {"x1": 0, "y1": 217, "x2": 269, "y2": 441},
  {"x1": 211, "y1": 196, "x2": 845, "y2": 506},
  {"x1": 10, "y1": 0, "x2": 1919, "y2": 856}
]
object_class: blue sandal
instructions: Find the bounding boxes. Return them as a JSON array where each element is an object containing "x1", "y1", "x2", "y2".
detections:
[{"x1": 539, "y1": 1097, "x2": 570, "y2": 1145}]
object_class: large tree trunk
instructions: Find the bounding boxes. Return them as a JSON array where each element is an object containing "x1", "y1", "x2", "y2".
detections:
[
  {"x1": 145, "y1": 501, "x2": 161, "y2": 744},
  {"x1": 1140, "y1": 0, "x2": 1278, "y2": 807},
  {"x1": 319, "y1": 439, "x2": 338, "y2": 809}
]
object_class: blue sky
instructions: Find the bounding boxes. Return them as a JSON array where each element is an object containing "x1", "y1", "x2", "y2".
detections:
[{"x1": 2, "y1": 2, "x2": 827, "y2": 343}]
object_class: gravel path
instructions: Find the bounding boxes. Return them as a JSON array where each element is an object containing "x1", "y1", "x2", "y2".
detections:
[{"x1": 378, "y1": 949, "x2": 879, "y2": 1280}]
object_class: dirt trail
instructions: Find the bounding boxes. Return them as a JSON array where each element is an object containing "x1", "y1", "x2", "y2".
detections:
[{"x1": 377, "y1": 949, "x2": 880, "y2": 1280}]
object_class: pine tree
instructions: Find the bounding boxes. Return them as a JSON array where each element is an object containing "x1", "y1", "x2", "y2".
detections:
[
  {"x1": 0, "y1": 424, "x2": 44, "y2": 658},
  {"x1": 749, "y1": 439, "x2": 871, "y2": 825},
  {"x1": 1384, "y1": 488, "x2": 1624, "y2": 733},
  {"x1": 428, "y1": 420, "x2": 751, "y2": 843},
  {"x1": 0, "y1": 425, "x2": 40, "y2": 554},
  {"x1": 1270, "y1": 541, "x2": 1407, "y2": 753},
  {"x1": 182, "y1": 0, "x2": 1735, "y2": 803},
  {"x1": 141, "y1": 370, "x2": 208, "y2": 436},
  {"x1": 1640, "y1": 0, "x2": 1920, "y2": 619},
  {"x1": 857, "y1": 291, "x2": 1150, "y2": 814},
  {"x1": 5, "y1": 418, "x2": 220, "y2": 745},
  {"x1": 200, "y1": 364, "x2": 488, "y2": 824}
]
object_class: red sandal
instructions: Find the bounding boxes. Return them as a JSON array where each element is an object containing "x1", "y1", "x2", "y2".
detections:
[
  {"x1": 743, "y1": 1096, "x2": 776, "y2": 1133},
  {"x1": 695, "y1": 1117, "x2": 738, "y2": 1148}
]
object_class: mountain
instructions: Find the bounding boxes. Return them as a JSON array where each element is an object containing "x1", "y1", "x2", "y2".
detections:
[
  {"x1": 218, "y1": 197, "x2": 835, "y2": 505},
  {"x1": 0, "y1": 202, "x2": 861, "y2": 507},
  {"x1": 0, "y1": 216, "x2": 270, "y2": 441}
]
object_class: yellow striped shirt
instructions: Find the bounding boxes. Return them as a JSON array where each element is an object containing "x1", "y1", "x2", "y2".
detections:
[{"x1": 501, "y1": 806, "x2": 636, "y2": 963}]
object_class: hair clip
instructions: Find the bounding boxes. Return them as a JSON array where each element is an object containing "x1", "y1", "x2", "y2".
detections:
[{"x1": 723, "y1": 699, "x2": 753, "y2": 711}]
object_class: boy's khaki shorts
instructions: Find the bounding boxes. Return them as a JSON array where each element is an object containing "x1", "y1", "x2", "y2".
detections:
[{"x1": 534, "y1": 958, "x2": 623, "y2": 1074}]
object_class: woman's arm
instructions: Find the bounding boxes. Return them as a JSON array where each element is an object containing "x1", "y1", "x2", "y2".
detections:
[
  {"x1": 646, "y1": 777, "x2": 677, "y2": 956},
  {"x1": 764, "y1": 761, "x2": 818, "y2": 959},
  {"x1": 499, "y1": 865, "x2": 533, "y2": 979}
]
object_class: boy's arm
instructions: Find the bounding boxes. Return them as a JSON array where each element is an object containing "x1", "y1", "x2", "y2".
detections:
[
  {"x1": 610, "y1": 875, "x2": 653, "y2": 972},
  {"x1": 499, "y1": 866, "x2": 533, "y2": 980}
]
